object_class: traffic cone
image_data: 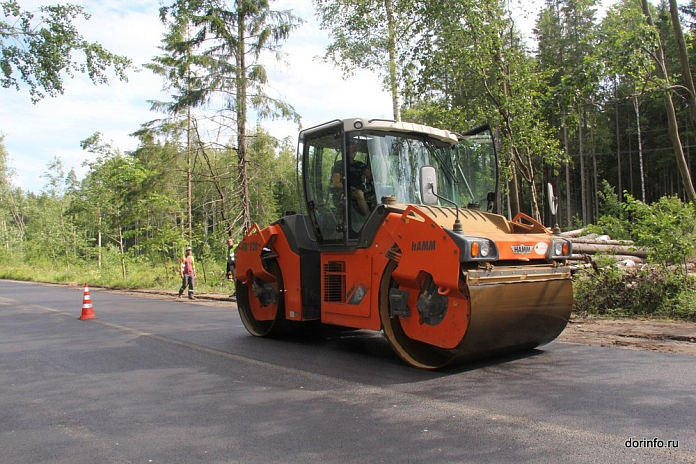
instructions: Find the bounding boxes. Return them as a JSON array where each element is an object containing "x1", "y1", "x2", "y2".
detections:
[{"x1": 79, "y1": 283, "x2": 97, "y2": 320}]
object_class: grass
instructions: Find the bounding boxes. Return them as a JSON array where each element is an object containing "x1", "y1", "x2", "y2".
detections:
[{"x1": 0, "y1": 259, "x2": 234, "y2": 295}]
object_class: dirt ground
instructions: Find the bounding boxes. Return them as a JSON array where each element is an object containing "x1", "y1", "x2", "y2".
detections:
[
  {"x1": 94, "y1": 286, "x2": 696, "y2": 357},
  {"x1": 558, "y1": 317, "x2": 696, "y2": 356}
]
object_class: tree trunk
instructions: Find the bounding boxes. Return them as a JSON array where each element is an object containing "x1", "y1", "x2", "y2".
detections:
[
  {"x1": 186, "y1": 20, "x2": 193, "y2": 245},
  {"x1": 570, "y1": 243, "x2": 648, "y2": 259},
  {"x1": 670, "y1": 0, "x2": 696, "y2": 140},
  {"x1": 628, "y1": 124, "x2": 634, "y2": 195},
  {"x1": 578, "y1": 107, "x2": 587, "y2": 224},
  {"x1": 237, "y1": 9, "x2": 251, "y2": 233},
  {"x1": 195, "y1": 123, "x2": 233, "y2": 237},
  {"x1": 118, "y1": 226, "x2": 126, "y2": 279},
  {"x1": 97, "y1": 208, "x2": 102, "y2": 269},
  {"x1": 614, "y1": 79, "x2": 622, "y2": 199},
  {"x1": 590, "y1": 113, "x2": 598, "y2": 222},
  {"x1": 508, "y1": 165, "x2": 520, "y2": 218},
  {"x1": 633, "y1": 95, "x2": 646, "y2": 202},
  {"x1": 570, "y1": 237, "x2": 634, "y2": 245},
  {"x1": 384, "y1": 0, "x2": 400, "y2": 121},
  {"x1": 187, "y1": 107, "x2": 192, "y2": 245},
  {"x1": 640, "y1": 0, "x2": 696, "y2": 203},
  {"x1": 61, "y1": 211, "x2": 69, "y2": 270},
  {"x1": 563, "y1": 122, "x2": 571, "y2": 227}
]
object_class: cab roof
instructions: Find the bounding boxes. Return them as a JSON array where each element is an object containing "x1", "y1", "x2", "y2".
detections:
[{"x1": 300, "y1": 118, "x2": 459, "y2": 146}]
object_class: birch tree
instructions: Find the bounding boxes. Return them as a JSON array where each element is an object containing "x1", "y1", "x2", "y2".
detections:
[
  {"x1": 1, "y1": 0, "x2": 131, "y2": 102},
  {"x1": 314, "y1": 0, "x2": 416, "y2": 121}
]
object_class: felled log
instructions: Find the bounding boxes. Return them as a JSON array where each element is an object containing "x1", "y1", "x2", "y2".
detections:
[
  {"x1": 571, "y1": 242, "x2": 648, "y2": 259},
  {"x1": 570, "y1": 237, "x2": 634, "y2": 246},
  {"x1": 569, "y1": 253, "x2": 645, "y2": 263},
  {"x1": 611, "y1": 255, "x2": 646, "y2": 264},
  {"x1": 560, "y1": 228, "x2": 586, "y2": 238}
]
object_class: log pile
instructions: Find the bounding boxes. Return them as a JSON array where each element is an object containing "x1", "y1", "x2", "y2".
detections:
[{"x1": 560, "y1": 231, "x2": 647, "y2": 267}]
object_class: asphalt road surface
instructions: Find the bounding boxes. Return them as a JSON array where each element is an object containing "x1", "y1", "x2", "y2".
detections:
[{"x1": 1, "y1": 280, "x2": 694, "y2": 463}]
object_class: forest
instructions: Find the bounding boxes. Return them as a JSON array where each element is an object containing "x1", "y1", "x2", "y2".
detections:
[{"x1": 0, "y1": 0, "x2": 694, "y2": 316}]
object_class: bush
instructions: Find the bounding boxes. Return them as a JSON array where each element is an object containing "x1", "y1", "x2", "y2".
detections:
[
  {"x1": 585, "y1": 180, "x2": 631, "y2": 240},
  {"x1": 587, "y1": 186, "x2": 696, "y2": 272},
  {"x1": 624, "y1": 194, "x2": 696, "y2": 272},
  {"x1": 574, "y1": 263, "x2": 696, "y2": 320}
]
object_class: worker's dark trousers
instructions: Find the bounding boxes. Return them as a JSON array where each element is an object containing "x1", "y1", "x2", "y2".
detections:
[{"x1": 179, "y1": 274, "x2": 194, "y2": 298}]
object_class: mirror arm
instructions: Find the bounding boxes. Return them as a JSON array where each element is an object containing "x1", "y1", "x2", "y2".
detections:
[{"x1": 428, "y1": 182, "x2": 463, "y2": 233}]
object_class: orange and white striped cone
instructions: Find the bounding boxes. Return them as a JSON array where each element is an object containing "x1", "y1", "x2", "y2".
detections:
[{"x1": 79, "y1": 283, "x2": 97, "y2": 320}]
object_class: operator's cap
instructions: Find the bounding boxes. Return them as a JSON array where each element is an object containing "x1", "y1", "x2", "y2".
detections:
[{"x1": 186, "y1": 246, "x2": 192, "y2": 251}]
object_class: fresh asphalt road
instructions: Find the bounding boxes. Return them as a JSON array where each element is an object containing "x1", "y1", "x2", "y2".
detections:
[{"x1": 0, "y1": 280, "x2": 694, "y2": 464}]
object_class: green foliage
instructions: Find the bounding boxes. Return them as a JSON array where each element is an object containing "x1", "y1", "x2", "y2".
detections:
[
  {"x1": 0, "y1": 136, "x2": 22, "y2": 248},
  {"x1": 402, "y1": 0, "x2": 566, "y2": 219},
  {"x1": 0, "y1": 122, "x2": 302, "y2": 294},
  {"x1": 0, "y1": 244, "x2": 231, "y2": 294},
  {"x1": 598, "y1": 0, "x2": 655, "y2": 82},
  {"x1": 246, "y1": 127, "x2": 300, "y2": 225},
  {"x1": 149, "y1": 0, "x2": 302, "y2": 232},
  {"x1": 574, "y1": 265, "x2": 696, "y2": 320},
  {"x1": 585, "y1": 180, "x2": 631, "y2": 239},
  {"x1": 152, "y1": 0, "x2": 302, "y2": 120},
  {"x1": 1, "y1": 0, "x2": 131, "y2": 102},
  {"x1": 624, "y1": 193, "x2": 696, "y2": 269},
  {"x1": 578, "y1": 189, "x2": 695, "y2": 320},
  {"x1": 586, "y1": 185, "x2": 696, "y2": 270},
  {"x1": 4, "y1": 0, "x2": 696, "y2": 314}
]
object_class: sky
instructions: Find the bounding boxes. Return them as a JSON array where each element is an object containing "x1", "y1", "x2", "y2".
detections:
[{"x1": 0, "y1": 0, "x2": 548, "y2": 193}]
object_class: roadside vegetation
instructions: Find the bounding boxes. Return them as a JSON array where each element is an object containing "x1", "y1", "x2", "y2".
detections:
[
  {"x1": 0, "y1": 129, "x2": 295, "y2": 296},
  {"x1": 0, "y1": 246, "x2": 234, "y2": 295},
  {"x1": 573, "y1": 182, "x2": 696, "y2": 320}
]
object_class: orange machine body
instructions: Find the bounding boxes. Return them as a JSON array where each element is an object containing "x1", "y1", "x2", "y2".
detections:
[
  {"x1": 234, "y1": 118, "x2": 573, "y2": 369},
  {"x1": 236, "y1": 204, "x2": 571, "y2": 357}
]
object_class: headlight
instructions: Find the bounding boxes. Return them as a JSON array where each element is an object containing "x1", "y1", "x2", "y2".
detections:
[
  {"x1": 464, "y1": 237, "x2": 498, "y2": 261},
  {"x1": 480, "y1": 241, "x2": 490, "y2": 257},
  {"x1": 445, "y1": 231, "x2": 500, "y2": 262},
  {"x1": 548, "y1": 238, "x2": 572, "y2": 260}
]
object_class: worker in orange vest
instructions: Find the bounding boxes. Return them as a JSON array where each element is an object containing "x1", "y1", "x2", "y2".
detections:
[{"x1": 178, "y1": 246, "x2": 196, "y2": 300}]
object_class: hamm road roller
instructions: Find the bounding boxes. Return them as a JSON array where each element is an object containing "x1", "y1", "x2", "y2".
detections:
[{"x1": 235, "y1": 118, "x2": 573, "y2": 369}]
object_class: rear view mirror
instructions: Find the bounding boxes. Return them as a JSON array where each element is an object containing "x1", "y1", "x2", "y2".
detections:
[
  {"x1": 547, "y1": 183, "x2": 558, "y2": 216},
  {"x1": 420, "y1": 166, "x2": 438, "y2": 205}
]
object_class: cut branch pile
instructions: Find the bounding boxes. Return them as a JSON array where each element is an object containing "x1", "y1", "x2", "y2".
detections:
[{"x1": 560, "y1": 231, "x2": 647, "y2": 267}]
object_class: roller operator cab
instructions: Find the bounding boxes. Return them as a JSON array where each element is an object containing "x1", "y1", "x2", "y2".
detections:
[{"x1": 235, "y1": 118, "x2": 573, "y2": 369}]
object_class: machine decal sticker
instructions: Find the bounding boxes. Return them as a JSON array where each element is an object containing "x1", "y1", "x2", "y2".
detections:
[
  {"x1": 534, "y1": 242, "x2": 548, "y2": 255},
  {"x1": 512, "y1": 244, "x2": 533, "y2": 254}
]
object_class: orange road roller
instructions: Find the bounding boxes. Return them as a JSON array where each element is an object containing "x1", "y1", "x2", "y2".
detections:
[{"x1": 235, "y1": 118, "x2": 573, "y2": 369}]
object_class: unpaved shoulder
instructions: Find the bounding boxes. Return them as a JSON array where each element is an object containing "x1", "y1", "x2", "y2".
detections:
[{"x1": 558, "y1": 318, "x2": 696, "y2": 356}]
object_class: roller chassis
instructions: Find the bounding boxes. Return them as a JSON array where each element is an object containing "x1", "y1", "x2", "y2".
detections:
[
  {"x1": 235, "y1": 118, "x2": 573, "y2": 369},
  {"x1": 236, "y1": 205, "x2": 572, "y2": 369}
]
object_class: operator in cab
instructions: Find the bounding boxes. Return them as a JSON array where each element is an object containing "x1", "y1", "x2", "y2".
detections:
[{"x1": 331, "y1": 140, "x2": 373, "y2": 216}]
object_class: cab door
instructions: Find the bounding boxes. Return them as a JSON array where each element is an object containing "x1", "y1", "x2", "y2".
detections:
[{"x1": 303, "y1": 124, "x2": 347, "y2": 246}]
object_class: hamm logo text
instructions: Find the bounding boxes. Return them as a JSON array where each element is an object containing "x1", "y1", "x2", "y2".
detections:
[
  {"x1": 412, "y1": 240, "x2": 436, "y2": 252},
  {"x1": 512, "y1": 244, "x2": 533, "y2": 254}
]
